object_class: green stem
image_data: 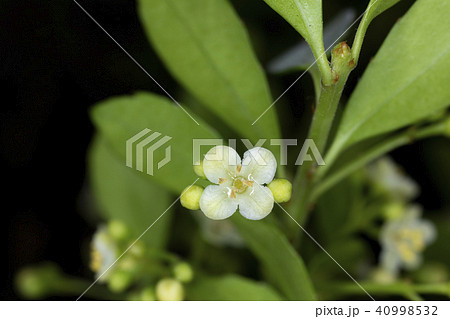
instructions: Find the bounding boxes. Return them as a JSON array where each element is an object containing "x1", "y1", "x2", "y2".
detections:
[
  {"x1": 311, "y1": 122, "x2": 446, "y2": 201},
  {"x1": 309, "y1": 65, "x2": 322, "y2": 105},
  {"x1": 315, "y1": 51, "x2": 334, "y2": 86},
  {"x1": 57, "y1": 277, "x2": 124, "y2": 300},
  {"x1": 287, "y1": 66, "x2": 350, "y2": 239},
  {"x1": 351, "y1": 16, "x2": 371, "y2": 66}
]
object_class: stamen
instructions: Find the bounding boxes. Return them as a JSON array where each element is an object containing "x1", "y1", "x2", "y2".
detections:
[
  {"x1": 218, "y1": 178, "x2": 227, "y2": 184},
  {"x1": 236, "y1": 165, "x2": 242, "y2": 174},
  {"x1": 243, "y1": 180, "x2": 254, "y2": 187},
  {"x1": 229, "y1": 188, "x2": 236, "y2": 199}
]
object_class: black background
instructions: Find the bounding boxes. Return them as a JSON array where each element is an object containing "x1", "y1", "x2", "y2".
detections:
[{"x1": 1, "y1": 0, "x2": 448, "y2": 300}]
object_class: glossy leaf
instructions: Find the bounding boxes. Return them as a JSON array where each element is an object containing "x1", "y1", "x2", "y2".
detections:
[
  {"x1": 363, "y1": 0, "x2": 402, "y2": 27},
  {"x1": 232, "y1": 215, "x2": 316, "y2": 300},
  {"x1": 89, "y1": 136, "x2": 172, "y2": 248},
  {"x1": 352, "y1": 0, "x2": 402, "y2": 60},
  {"x1": 138, "y1": 0, "x2": 280, "y2": 140},
  {"x1": 90, "y1": 92, "x2": 220, "y2": 193},
  {"x1": 329, "y1": 0, "x2": 450, "y2": 158},
  {"x1": 263, "y1": 0, "x2": 327, "y2": 70},
  {"x1": 187, "y1": 274, "x2": 283, "y2": 300}
]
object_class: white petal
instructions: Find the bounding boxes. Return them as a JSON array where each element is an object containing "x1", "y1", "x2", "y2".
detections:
[
  {"x1": 240, "y1": 147, "x2": 277, "y2": 184},
  {"x1": 203, "y1": 145, "x2": 241, "y2": 184},
  {"x1": 380, "y1": 249, "x2": 401, "y2": 276},
  {"x1": 199, "y1": 185, "x2": 238, "y2": 220},
  {"x1": 238, "y1": 185, "x2": 274, "y2": 220},
  {"x1": 418, "y1": 220, "x2": 437, "y2": 244},
  {"x1": 92, "y1": 227, "x2": 117, "y2": 281}
]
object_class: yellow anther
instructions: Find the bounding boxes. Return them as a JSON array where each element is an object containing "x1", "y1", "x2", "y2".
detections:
[
  {"x1": 218, "y1": 178, "x2": 227, "y2": 184},
  {"x1": 396, "y1": 242, "x2": 416, "y2": 263},
  {"x1": 90, "y1": 248, "x2": 102, "y2": 272}
]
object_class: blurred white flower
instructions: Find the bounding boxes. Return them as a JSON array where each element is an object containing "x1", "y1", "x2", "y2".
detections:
[
  {"x1": 367, "y1": 157, "x2": 419, "y2": 201},
  {"x1": 90, "y1": 226, "x2": 118, "y2": 282},
  {"x1": 194, "y1": 211, "x2": 245, "y2": 248},
  {"x1": 380, "y1": 205, "x2": 436, "y2": 276},
  {"x1": 199, "y1": 145, "x2": 276, "y2": 220}
]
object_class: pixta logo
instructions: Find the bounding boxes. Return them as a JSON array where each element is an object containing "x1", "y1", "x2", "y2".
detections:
[{"x1": 126, "y1": 129, "x2": 172, "y2": 176}]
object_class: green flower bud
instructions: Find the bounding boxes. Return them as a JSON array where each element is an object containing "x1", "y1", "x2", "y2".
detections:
[
  {"x1": 193, "y1": 160, "x2": 206, "y2": 179},
  {"x1": 331, "y1": 42, "x2": 354, "y2": 83},
  {"x1": 119, "y1": 255, "x2": 139, "y2": 272},
  {"x1": 156, "y1": 278, "x2": 184, "y2": 301},
  {"x1": 268, "y1": 179, "x2": 292, "y2": 203},
  {"x1": 15, "y1": 263, "x2": 61, "y2": 299},
  {"x1": 129, "y1": 242, "x2": 145, "y2": 258},
  {"x1": 383, "y1": 201, "x2": 405, "y2": 220},
  {"x1": 173, "y1": 262, "x2": 194, "y2": 283},
  {"x1": 107, "y1": 269, "x2": 133, "y2": 293},
  {"x1": 108, "y1": 220, "x2": 129, "y2": 241},
  {"x1": 370, "y1": 267, "x2": 396, "y2": 284},
  {"x1": 180, "y1": 185, "x2": 204, "y2": 210},
  {"x1": 140, "y1": 287, "x2": 156, "y2": 301}
]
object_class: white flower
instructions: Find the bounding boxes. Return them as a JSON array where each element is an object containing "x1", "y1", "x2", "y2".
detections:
[
  {"x1": 90, "y1": 226, "x2": 118, "y2": 282},
  {"x1": 379, "y1": 205, "x2": 436, "y2": 276},
  {"x1": 367, "y1": 157, "x2": 419, "y2": 201},
  {"x1": 199, "y1": 145, "x2": 277, "y2": 220}
]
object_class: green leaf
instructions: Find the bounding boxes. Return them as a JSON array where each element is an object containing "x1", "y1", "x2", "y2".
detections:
[
  {"x1": 138, "y1": 0, "x2": 280, "y2": 140},
  {"x1": 232, "y1": 216, "x2": 316, "y2": 300},
  {"x1": 363, "y1": 0, "x2": 402, "y2": 26},
  {"x1": 352, "y1": 0, "x2": 402, "y2": 62},
  {"x1": 263, "y1": 0, "x2": 332, "y2": 81},
  {"x1": 187, "y1": 274, "x2": 283, "y2": 300},
  {"x1": 315, "y1": 175, "x2": 363, "y2": 243},
  {"x1": 329, "y1": 0, "x2": 450, "y2": 159},
  {"x1": 309, "y1": 239, "x2": 368, "y2": 283},
  {"x1": 89, "y1": 136, "x2": 172, "y2": 248},
  {"x1": 90, "y1": 92, "x2": 220, "y2": 193}
]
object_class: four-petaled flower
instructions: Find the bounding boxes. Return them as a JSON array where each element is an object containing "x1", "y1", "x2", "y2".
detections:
[
  {"x1": 380, "y1": 205, "x2": 436, "y2": 276},
  {"x1": 90, "y1": 226, "x2": 118, "y2": 282},
  {"x1": 199, "y1": 145, "x2": 277, "y2": 220}
]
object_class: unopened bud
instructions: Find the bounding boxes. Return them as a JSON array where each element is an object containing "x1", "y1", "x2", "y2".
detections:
[
  {"x1": 193, "y1": 161, "x2": 206, "y2": 179},
  {"x1": 15, "y1": 263, "x2": 61, "y2": 299},
  {"x1": 108, "y1": 220, "x2": 129, "y2": 241},
  {"x1": 370, "y1": 267, "x2": 396, "y2": 284},
  {"x1": 156, "y1": 278, "x2": 184, "y2": 301},
  {"x1": 268, "y1": 179, "x2": 292, "y2": 203},
  {"x1": 383, "y1": 201, "x2": 404, "y2": 220},
  {"x1": 108, "y1": 269, "x2": 133, "y2": 293},
  {"x1": 331, "y1": 42, "x2": 354, "y2": 83},
  {"x1": 180, "y1": 185, "x2": 204, "y2": 210},
  {"x1": 173, "y1": 262, "x2": 194, "y2": 283},
  {"x1": 140, "y1": 287, "x2": 156, "y2": 301}
]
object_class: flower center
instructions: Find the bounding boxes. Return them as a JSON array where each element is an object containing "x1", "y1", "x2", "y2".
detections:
[
  {"x1": 226, "y1": 177, "x2": 254, "y2": 199},
  {"x1": 90, "y1": 248, "x2": 103, "y2": 272},
  {"x1": 233, "y1": 178, "x2": 248, "y2": 193}
]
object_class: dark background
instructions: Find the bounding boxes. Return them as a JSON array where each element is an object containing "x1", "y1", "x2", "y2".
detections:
[{"x1": 1, "y1": 0, "x2": 448, "y2": 300}]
